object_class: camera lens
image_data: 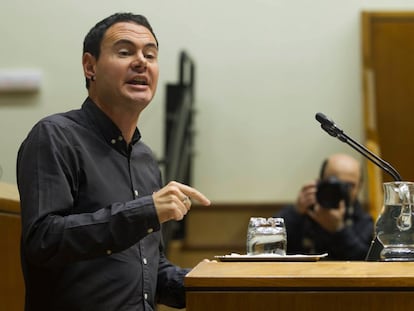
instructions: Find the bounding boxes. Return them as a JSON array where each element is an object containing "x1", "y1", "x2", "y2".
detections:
[{"x1": 316, "y1": 176, "x2": 350, "y2": 209}]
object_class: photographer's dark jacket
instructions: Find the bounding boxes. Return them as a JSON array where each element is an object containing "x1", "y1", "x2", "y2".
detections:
[
  {"x1": 276, "y1": 201, "x2": 373, "y2": 260},
  {"x1": 17, "y1": 98, "x2": 189, "y2": 311}
]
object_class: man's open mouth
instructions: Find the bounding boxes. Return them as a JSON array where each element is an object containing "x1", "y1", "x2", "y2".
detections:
[{"x1": 128, "y1": 78, "x2": 148, "y2": 85}]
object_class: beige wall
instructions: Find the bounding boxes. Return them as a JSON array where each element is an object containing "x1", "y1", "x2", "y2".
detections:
[{"x1": 1, "y1": 1, "x2": 414, "y2": 203}]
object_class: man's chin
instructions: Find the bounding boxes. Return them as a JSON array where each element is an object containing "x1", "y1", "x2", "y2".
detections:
[
  {"x1": 130, "y1": 100, "x2": 151, "y2": 113},
  {"x1": 124, "y1": 93, "x2": 152, "y2": 107}
]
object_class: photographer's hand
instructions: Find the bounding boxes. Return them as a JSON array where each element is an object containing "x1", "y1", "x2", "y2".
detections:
[
  {"x1": 296, "y1": 181, "x2": 318, "y2": 215},
  {"x1": 307, "y1": 201, "x2": 346, "y2": 233}
]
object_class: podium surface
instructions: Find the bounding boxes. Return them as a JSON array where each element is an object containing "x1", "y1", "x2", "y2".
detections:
[{"x1": 185, "y1": 261, "x2": 414, "y2": 311}]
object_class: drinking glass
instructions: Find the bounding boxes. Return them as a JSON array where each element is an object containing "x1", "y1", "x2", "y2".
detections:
[{"x1": 246, "y1": 217, "x2": 287, "y2": 255}]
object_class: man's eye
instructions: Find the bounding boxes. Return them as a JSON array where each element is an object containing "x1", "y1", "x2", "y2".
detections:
[
  {"x1": 145, "y1": 52, "x2": 157, "y2": 60},
  {"x1": 118, "y1": 49, "x2": 131, "y2": 56},
  {"x1": 144, "y1": 48, "x2": 158, "y2": 60}
]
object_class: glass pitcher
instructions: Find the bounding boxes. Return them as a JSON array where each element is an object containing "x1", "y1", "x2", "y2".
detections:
[{"x1": 376, "y1": 181, "x2": 414, "y2": 261}]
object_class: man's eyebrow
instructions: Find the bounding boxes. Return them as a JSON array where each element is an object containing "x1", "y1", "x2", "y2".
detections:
[
  {"x1": 113, "y1": 39, "x2": 158, "y2": 50},
  {"x1": 113, "y1": 39, "x2": 134, "y2": 46}
]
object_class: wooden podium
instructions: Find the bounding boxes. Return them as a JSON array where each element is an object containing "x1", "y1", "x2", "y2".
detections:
[
  {"x1": 0, "y1": 182, "x2": 24, "y2": 311},
  {"x1": 185, "y1": 260, "x2": 414, "y2": 311}
]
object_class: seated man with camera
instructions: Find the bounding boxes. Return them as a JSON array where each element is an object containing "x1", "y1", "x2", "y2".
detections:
[{"x1": 276, "y1": 153, "x2": 374, "y2": 260}]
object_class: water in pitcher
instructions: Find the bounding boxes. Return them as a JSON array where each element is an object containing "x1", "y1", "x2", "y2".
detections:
[
  {"x1": 376, "y1": 204, "x2": 414, "y2": 261},
  {"x1": 376, "y1": 182, "x2": 414, "y2": 261}
]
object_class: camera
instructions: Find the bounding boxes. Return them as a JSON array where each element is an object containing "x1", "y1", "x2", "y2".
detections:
[{"x1": 316, "y1": 176, "x2": 351, "y2": 209}]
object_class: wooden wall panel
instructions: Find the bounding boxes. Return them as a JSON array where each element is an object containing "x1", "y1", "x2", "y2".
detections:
[{"x1": 362, "y1": 11, "x2": 414, "y2": 219}]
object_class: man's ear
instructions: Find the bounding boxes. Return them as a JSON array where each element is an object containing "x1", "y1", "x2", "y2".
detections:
[{"x1": 82, "y1": 53, "x2": 96, "y2": 80}]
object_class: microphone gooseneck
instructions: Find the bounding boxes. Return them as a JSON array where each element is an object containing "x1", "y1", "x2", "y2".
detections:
[
  {"x1": 315, "y1": 112, "x2": 402, "y2": 182},
  {"x1": 315, "y1": 112, "x2": 404, "y2": 261}
]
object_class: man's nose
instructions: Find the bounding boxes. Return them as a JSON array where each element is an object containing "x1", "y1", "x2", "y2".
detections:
[{"x1": 132, "y1": 53, "x2": 147, "y2": 70}]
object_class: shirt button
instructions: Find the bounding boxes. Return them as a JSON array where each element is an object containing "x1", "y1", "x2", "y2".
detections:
[
  {"x1": 106, "y1": 249, "x2": 112, "y2": 255},
  {"x1": 134, "y1": 189, "x2": 139, "y2": 197},
  {"x1": 110, "y1": 139, "x2": 116, "y2": 144},
  {"x1": 143, "y1": 258, "x2": 148, "y2": 265},
  {"x1": 144, "y1": 293, "x2": 148, "y2": 300},
  {"x1": 147, "y1": 228, "x2": 153, "y2": 233},
  {"x1": 118, "y1": 135, "x2": 123, "y2": 141}
]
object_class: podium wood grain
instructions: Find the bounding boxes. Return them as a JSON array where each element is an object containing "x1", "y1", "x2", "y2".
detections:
[{"x1": 185, "y1": 261, "x2": 414, "y2": 311}]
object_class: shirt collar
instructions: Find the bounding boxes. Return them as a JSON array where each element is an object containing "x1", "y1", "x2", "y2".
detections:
[{"x1": 82, "y1": 97, "x2": 141, "y2": 152}]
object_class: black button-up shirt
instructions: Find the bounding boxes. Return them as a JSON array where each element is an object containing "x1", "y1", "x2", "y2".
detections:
[{"x1": 17, "y1": 98, "x2": 189, "y2": 311}]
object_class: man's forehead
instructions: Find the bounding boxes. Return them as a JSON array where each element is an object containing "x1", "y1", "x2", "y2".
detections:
[
  {"x1": 325, "y1": 163, "x2": 360, "y2": 180},
  {"x1": 103, "y1": 22, "x2": 156, "y2": 45}
]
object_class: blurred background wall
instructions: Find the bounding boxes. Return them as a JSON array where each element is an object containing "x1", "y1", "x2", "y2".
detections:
[{"x1": 1, "y1": 0, "x2": 414, "y2": 203}]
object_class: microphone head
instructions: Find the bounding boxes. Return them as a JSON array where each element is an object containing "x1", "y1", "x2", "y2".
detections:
[
  {"x1": 315, "y1": 112, "x2": 331, "y2": 126},
  {"x1": 315, "y1": 112, "x2": 339, "y2": 138}
]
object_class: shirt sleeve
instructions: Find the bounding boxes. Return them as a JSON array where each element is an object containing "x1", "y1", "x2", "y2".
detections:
[
  {"x1": 155, "y1": 249, "x2": 190, "y2": 308},
  {"x1": 17, "y1": 120, "x2": 161, "y2": 267}
]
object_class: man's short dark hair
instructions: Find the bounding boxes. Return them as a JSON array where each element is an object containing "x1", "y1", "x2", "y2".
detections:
[{"x1": 83, "y1": 12, "x2": 158, "y2": 89}]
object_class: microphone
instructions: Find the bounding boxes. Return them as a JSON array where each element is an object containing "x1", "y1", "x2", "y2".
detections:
[
  {"x1": 315, "y1": 112, "x2": 403, "y2": 261},
  {"x1": 315, "y1": 112, "x2": 346, "y2": 141},
  {"x1": 315, "y1": 112, "x2": 402, "y2": 181}
]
